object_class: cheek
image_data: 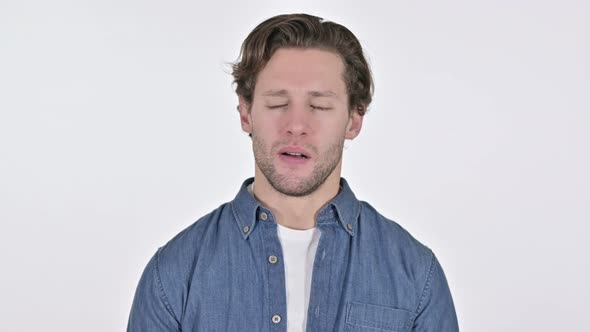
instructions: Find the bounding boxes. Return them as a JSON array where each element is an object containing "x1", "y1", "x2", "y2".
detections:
[
  {"x1": 251, "y1": 134, "x2": 269, "y2": 160},
  {"x1": 251, "y1": 110, "x2": 279, "y2": 132},
  {"x1": 251, "y1": 128, "x2": 274, "y2": 154},
  {"x1": 319, "y1": 117, "x2": 349, "y2": 137}
]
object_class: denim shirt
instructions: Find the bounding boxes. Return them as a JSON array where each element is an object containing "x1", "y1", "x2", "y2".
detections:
[{"x1": 128, "y1": 178, "x2": 459, "y2": 331}]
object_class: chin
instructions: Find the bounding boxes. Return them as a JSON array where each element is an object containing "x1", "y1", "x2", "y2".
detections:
[{"x1": 269, "y1": 176, "x2": 325, "y2": 197}]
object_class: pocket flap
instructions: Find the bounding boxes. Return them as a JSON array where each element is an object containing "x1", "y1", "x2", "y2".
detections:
[{"x1": 346, "y1": 301, "x2": 415, "y2": 331}]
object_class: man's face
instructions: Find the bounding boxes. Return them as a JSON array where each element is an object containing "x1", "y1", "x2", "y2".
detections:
[{"x1": 239, "y1": 48, "x2": 363, "y2": 197}]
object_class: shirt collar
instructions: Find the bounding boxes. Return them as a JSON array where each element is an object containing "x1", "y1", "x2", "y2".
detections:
[{"x1": 231, "y1": 177, "x2": 360, "y2": 239}]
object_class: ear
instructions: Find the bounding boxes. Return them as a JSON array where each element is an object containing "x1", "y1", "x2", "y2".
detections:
[
  {"x1": 345, "y1": 108, "x2": 364, "y2": 140},
  {"x1": 238, "y1": 96, "x2": 253, "y2": 134}
]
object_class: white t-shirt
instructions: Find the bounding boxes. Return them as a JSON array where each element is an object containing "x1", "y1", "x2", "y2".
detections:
[{"x1": 277, "y1": 223, "x2": 321, "y2": 332}]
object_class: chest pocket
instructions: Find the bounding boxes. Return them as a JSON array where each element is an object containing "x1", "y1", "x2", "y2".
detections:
[{"x1": 345, "y1": 301, "x2": 415, "y2": 332}]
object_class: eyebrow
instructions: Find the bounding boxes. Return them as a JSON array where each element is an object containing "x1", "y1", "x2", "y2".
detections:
[
  {"x1": 309, "y1": 90, "x2": 337, "y2": 98},
  {"x1": 261, "y1": 89, "x2": 338, "y2": 98}
]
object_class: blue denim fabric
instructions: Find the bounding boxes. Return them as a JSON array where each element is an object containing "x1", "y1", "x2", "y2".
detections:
[{"x1": 128, "y1": 178, "x2": 459, "y2": 331}]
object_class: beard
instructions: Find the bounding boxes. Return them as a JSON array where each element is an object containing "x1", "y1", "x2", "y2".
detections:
[{"x1": 252, "y1": 133, "x2": 344, "y2": 197}]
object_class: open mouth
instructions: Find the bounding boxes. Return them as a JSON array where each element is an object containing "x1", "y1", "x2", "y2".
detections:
[{"x1": 280, "y1": 152, "x2": 309, "y2": 159}]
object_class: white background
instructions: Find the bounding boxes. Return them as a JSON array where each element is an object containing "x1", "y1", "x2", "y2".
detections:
[{"x1": 1, "y1": 0, "x2": 588, "y2": 331}]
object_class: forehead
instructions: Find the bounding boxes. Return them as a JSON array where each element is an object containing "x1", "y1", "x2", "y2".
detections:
[{"x1": 255, "y1": 48, "x2": 347, "y2": 96}]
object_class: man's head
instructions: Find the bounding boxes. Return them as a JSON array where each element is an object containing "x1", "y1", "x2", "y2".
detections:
[
  {"x1": 232, "y1": 13, "x2": 373, "y2": 115},
  {"x1": 232, "y1": 14, "x2": 374, "y2": 197}
]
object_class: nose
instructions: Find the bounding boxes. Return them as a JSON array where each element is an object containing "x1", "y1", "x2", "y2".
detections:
[{"x1": 283, "y1": 103, "x2": 310, "y2": 137}]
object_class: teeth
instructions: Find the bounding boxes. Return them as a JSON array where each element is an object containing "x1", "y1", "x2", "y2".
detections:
[{"x1": 285, "y1": 152, "x2": 305, "y2": 157}]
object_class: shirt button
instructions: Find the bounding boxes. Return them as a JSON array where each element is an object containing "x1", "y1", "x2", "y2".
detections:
[
  {"x1": 268, "y1": 255, "x2": 278, "y2": 264},
  {"x1": 272, "y1": 314, "x2": 281, "y2": 324},
  {"x1": 260, "y1": 212, "x2": 268, "y2": 221},
  {"x1": 347, "y1": 223, "x2": 353, "y2": 231},
  {"x1": 243, "y1": 226, "x2": 250, "y2": 233}
]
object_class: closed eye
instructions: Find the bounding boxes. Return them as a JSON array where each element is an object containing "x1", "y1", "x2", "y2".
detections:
[
  {"x1": 311, "y1": 105, "x2": 331, "y2": 111},
  {"x1": 267, "y1": 104, "x2": 288, "y2": 109}
]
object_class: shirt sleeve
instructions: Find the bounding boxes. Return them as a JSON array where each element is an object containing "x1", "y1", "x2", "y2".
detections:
[
  {"x1": 413, "y1": 253, "x2": 459, "y2": 332},
  {"x1": 127, "y1": 250, "x2": 181, "y2": 332}
]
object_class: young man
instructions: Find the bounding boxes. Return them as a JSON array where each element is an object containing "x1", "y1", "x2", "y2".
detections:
[{"x1": 128, "y1": 14, "x2": 459, "y2": 332}]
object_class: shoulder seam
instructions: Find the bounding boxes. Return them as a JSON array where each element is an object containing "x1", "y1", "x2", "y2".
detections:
[
  {"x1": 415, "y1": 249, "x2": 435, "y2": 315},
  {"x1": 154, "y1": 248, "x2": 181, "y2": 323}
]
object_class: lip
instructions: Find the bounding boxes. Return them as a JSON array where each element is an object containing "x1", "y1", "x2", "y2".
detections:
[
  {"x1": 277, "y1": 146, "x2": 312, "y2": 159},
  {"x1": 277, "y1": 145, "x2": 312, "y2": 166}
]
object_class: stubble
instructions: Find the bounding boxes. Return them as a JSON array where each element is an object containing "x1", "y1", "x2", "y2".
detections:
[{"x1": 252, "y1": 133, "x2": 344, "y2": 197}]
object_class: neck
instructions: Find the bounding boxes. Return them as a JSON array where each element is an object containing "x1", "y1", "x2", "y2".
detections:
[{"x1": 252, "y1": 165, "x2": 342, "y2": 230}]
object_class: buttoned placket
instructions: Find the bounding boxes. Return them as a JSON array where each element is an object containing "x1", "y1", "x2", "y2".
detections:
[
  {"x1": 304, "y1": 220, "x2": 337, "y2": 332},
  {"x1": 258, "y1": 209, "x2": 288, "y2": 331}
]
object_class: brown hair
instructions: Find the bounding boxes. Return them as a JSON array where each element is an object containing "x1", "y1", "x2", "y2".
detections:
[{"x1": 232, "y1": 13, "x2": 374, "y2": 116}]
